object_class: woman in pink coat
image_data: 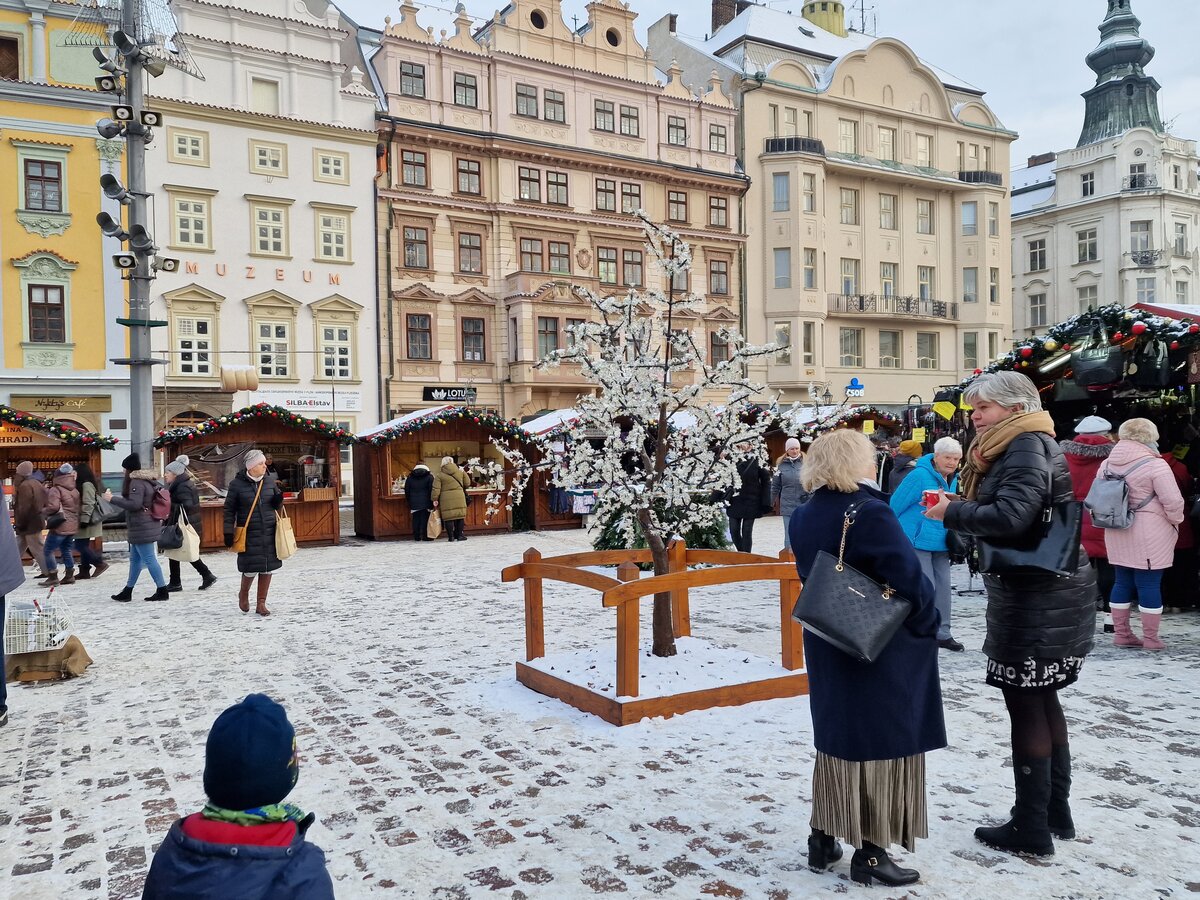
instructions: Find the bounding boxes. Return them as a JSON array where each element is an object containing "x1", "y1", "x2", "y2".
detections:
[{"x1": 1102, "y1": 418, "x2": 1184, "y2": 650}]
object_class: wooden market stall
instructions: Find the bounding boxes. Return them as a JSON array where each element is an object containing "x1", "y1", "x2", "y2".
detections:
[
  {"x1": 353, "y1": 406, "x2": 535, "y2": 540},
  {"x1": 519, "y1": 410, "x2": 586, "y2": 531},
  {"x1": 154, "y1": 403, "x2": 352, "y2": 551}
]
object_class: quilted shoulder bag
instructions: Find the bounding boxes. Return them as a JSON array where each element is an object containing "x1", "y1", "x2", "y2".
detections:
[{"x1": 790, "y1": 500, "x2": 913, "y2": 663}]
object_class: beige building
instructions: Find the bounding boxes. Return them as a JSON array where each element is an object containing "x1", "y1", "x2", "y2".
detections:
[
  {"x1": 370, "y1": 0, "x2": 746, "y2": 419},
  {"x1": 650, "y1": 1, "x2": 1015, "y2": 408}
]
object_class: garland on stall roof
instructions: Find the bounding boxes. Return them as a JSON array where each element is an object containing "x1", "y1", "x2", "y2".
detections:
[
  {"x1": 357, "y1": 406, "x2": 535, "y2": 446},
  {"x1": 152, "y1": 402, "x2": 356, "y2": 448},
  {"x1": 0, "y1": 406, "x2": 119, "y2": 449},
  {"x1": 799, "y1": 405, "x2": 902, "y2": 440}
]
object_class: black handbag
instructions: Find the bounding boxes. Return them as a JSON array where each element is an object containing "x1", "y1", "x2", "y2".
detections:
[
  {"x1": 46, "y1": 512, "x2": 66, "y2": 530},
  {"x1": 791, "y1": 501, "x2": 913, "y2": 664},
  {"x1": 158, "y1": 521, "x2": 185, "y2": 550},
  {"x1": 1071, "y1": 324, "x2": 1125, "y2": 388}
]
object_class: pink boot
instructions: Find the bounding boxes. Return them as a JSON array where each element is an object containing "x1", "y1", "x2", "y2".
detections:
[
  {"x1": 1140, "y1": 611, "x2": 1165, "y2": 650},
  {"x1": 1112, "y1": 607, "x2": 1142, "y2": 648}
]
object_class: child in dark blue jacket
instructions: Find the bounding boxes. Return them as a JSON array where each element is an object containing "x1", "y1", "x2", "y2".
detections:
[{"x1": 142, "y1": 694, "x2": 334, "y2": 899}]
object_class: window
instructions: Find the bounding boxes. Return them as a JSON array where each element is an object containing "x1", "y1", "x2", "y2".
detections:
[
  {"x1": 1128, "y1": 162, "x2": 1148, "y2": 188},
  {"x1": 1174, "y1": 222, "x2": 1188, "y2": 256},
  {"x1": 961, "y1": 201, "x2": 977, "y2": 236},
  {"x1": 709, "y1": 124, "x2": 727, "y2": 153},
  {"x1": 1078, "y1": 284, "x2": 1097, "y2": 313},
  {"x1": 916, "y1": 332, "x2": 938, "y2": 369},
  {"x1": 804, "y1": 248, "x2": 817, "y2": 290},
  {"x1": 1076, "y1": 228, "x2": 1098, "y2": 263},
  {"x1": 314, "y1": 150, "x2": 347, "y2": 183},
  {"x1": 988, "y1": 202, "x2": 999, "y2": 237},
  {"x1": 783, "y1": 107, "x2": 797, "y2": 137},
  {"x1": 962, "y1": 332, "x2": 978, "y2": 370},
  {"x1": 546, "y1": 171, "x2": 568, "y2": 205},
  {"x1": 768, "y1": 104, "x2": 778, "y2": 137},
  {"x1": 544, "y1": 90, "x2": 566, "y2": 123},
  {"x1": 406, "y1": 313, "x2": 431, "y2": 359},
  {"x1": 918, "y1": 266, "x2": 935, "y2": 300},
  {"x1": 250, "y1": 78, "x2": 280, "y2": 115},
  {"x1": 670, "y1": 268, "x2": 688, "y2": 294},
  {"x1": 170, "y1": 129, "x2": 209, "y2": 166},
  {"x1": 1173, "y1": 165, "x2": 1183, "y2": 191},
  {"x1": 710, "y1": 330, "x2": 731, "y2": 364},
  {"x1": 988, "y1": 332, "x2": 998, "y2": 362},
  {"x1": 1028, "y1": 293, "x2": 1047, "y2": 327},
  {"x1": 457, "y1": 232, "x2": 482, "y2": 273},
  {"x1": 401, "y1": 150, "x2": 427, "y2": 187},
  {"x1": 321, "y1": 325, "x2": 353, "y2": 379},
  {"x1": 622, "y1": 249, "x2": 643, "y2": 286},
  {"x1": 668, "y1": 190, "x2": 688, "y2": 222},
  {"x1": 709, "y1": 195, "x2": 728, "y2": 227},
  {"x1": 839, "y1": 188, "x2": 859, "y2": 225},
  {"x1": 774, "y1": 322, "x2": 791, "y2": 365},
  {"x1": 1177, "y1": 280, "x2": 1189, "y2": 304},
  {"x1": 709, "y1": 259, "x2": 729, "y2": 295},
  {"x1": 802, "y1": 321, "x2": 816, "y2": 365},
  {"x1": 1136, "y1": 277, "x2": 1155, "y2": 304},
  {"x1": 880, "y1": 261, "x2": 896, "y2": 296},
  {"x1": 667, "y1": 116, "x2": 687, "y2": 146},
  {"x1": 175, "y1": 315, "x2": 212, "y2": 375},
  {"x1": 839, "y1": 327, "x2": 863, "y2": 367},
  {"x1": 773, "y1": 248, "x2": 791, "y2": 289},
  {"x1": 520, "y1": 238, "x2": 543, "y2": 272},
  {"x1": 509, "y1": 316, "x2": 518, "y2": 362},
  {"x1": 400, "y1": 62, "x2": 425, "y2": 98},
  {"x1": 1130, "y1": 220, "x2": 1151, "y2": 252},
  {"x1": 772, "y1": 172, "x2": 790, "y2": 212},
  {"x1": 28, "y1": 285, "x2": 65, "y2": 343},
  {"x1": 566, "y1": 318, "x2": 586, "y2": 348},
  {"x1": 403, "y1": 226, "x2": 429, "y2": 268},
  {"x1": 598, "y1": 247, "x2": 617, "y2": 284},
  {"x1": 963, "y1": 267, "x2": 978, "y2": 303},
  {"x1": 252, "y1": 204, "x2": 288, "y2": 256},
  {"x1": 454, "y1": 72, "x2": 477, "y2": 107},
  {"x1": 621, "y1": 182, "x2": 641, "y2": 214},
  {"x1": 989, "y1": 267, "x2": 1000, "y2": 304},
  {"x1": 620, "y1": 105, "x2": 640, "y2": 136},
  {"x1": 879, "y1": 330, "x2": 901, "y2": 368},
  {"x1": 172, "y1": 195, "x2": 210, "y2": 249},
  {"x1": 879, "y1": 193, "x2": 897, "y2": 230},
  {"x1": 916, "y1": 133, "x2": 933, "y2": 168},
  {"x1": 916, "y1": 198, "x2": 934, "y2": 234},
  {"x1": 1081, "y1": 172, "x2": 1095, "y2": 198},
  {"x1": 250, "y1": 141, "x2": 286, "y2": 175},
  {"x1": 461, "y1": 317, "x2": 485, "y2": 361},
  {"x1": 802, "y1": 173, "x2": 816, "y2": 212},
  {"x1": 518, "y1": 166, "x2": 541, "y2": 202},
  {"x1": 0, "y1": 35, "x2": 18, "y2": 79},
  {"x1": 548, "y1": 241, "x2": 571, "y2": 274},
  {"x1": 316, "y1": 211, "x2": 349, "y2": 262},
  {"x1": 594, "y1": 100, "x2": 615, "y2": 132},
  {"x1": 596, "y1": 178, "x2": 616, "y2": 211},
  {"x1": 837, "y1": 119, "x2": 857, "y2": 154},
  {"x1": 840, "y1": 257, "x2": 859, "y2": 294},
  {"x1": 878, "y1": 126, "x2": 895, "y2": 162},
  {"x1": 537, "y1": 316, "x2": 559, "y2": 358},
  {"x1": 456, "y1": 158, "x2": 481, "y2": 194},
  {"x1": 516, "y1": 83, "x2": 538, "y2": 117},
  {"x1": 257, "y1": 321, "x2": 291, "y2": 377},
  {"x1": 1028, "y1": 238, "x2": 1047, "y2": 272}
]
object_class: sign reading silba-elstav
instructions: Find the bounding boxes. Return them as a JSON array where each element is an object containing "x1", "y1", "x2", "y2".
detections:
[{"x1": 423, "y1": 386, "x2": 477, "y2": 403}]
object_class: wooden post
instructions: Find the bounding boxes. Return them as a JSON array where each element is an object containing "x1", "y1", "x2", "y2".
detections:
[
  {"x1": 523, "y1": 547, "x2": 544, "y2": 661},
  {"x1": 667, "y1": 537, "x2": 691, "y2": 639},
  {"x1": 615, "y1": 561, "x2": 640, "y2": 698},
  {"x1": 779, "y1": 548, "x2": 804, "y2": 671}
]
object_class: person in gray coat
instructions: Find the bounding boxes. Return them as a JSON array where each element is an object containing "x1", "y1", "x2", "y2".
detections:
[
  {"x1": 1, "y1": 486, "x2": 28, "y2": 727},
  {"x1": 771, "y1": 437, "x2": 810, "y2": 551},
  {"x1": 106, "y1": 453, "x2": 170, "y2": 603}
]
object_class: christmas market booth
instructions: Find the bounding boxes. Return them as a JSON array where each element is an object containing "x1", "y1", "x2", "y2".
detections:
[
  {"x1": 519, "y1": 410, "x2": 587, "y2": 531},
  {"x1": 154, "y1": 403, "x2": 352, "y2": 550},
  {"x1": 1, "y1": 406, "x2": 115, "y2": 484},
  {"x1": 353, "y1": 406, "x2": 538, "y2": 540}
]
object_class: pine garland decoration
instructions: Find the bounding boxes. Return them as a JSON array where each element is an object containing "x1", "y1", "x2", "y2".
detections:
[
  {"x1": 358, "y1": 406, "x2": 535, "y2": 446},
  {"x1": 153, "y1": 402, "x2": 355, "y2": 448},
  {"x1": 0, "y1": 406, "x2": 118, "y2": 449}
]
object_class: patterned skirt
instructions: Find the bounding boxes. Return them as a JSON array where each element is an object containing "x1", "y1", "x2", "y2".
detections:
[
  {"x1": 809, "y1": 751, "x2": 927, "y2": 852},
  {"x1": 985, "y1": 656, "x2": 1085, "y2": 690}
]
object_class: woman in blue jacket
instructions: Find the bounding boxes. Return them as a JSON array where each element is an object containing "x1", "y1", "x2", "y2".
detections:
[{"x1": 890, "y1": 437, "x2": 963, "y2": 651}]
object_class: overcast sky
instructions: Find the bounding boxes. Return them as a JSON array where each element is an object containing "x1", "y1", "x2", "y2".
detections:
[{"x1": 334, "y1": 0, "x2": 1200, "y2": 167}]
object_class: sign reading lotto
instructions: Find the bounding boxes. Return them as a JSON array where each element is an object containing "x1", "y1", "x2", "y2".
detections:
[
  {"x1": 251, "y1": 389, "x2": 363, "y2": 413},
  {"x1": 422, "y1": 386, "x2": 478, "y2": 403},
  {"x1": 0, "y1": 423, "x2": 61, "y2": 447}
]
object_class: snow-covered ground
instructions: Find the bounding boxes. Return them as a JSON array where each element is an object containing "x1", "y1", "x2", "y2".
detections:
[{"x1": 1, "y1": 517, "x2": 1197, "y2": 899}]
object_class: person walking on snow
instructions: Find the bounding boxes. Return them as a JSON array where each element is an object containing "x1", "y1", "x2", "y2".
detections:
[
  {"x1": 72, "y1": 462, "x2": 110, "y2": 581},
  {"x1": 223, "y1": 449, "x2": 284, "y2": 616},
  {"x1": 164, "y1": 455, "x2": 217, "y2": 593},
  {"x1": 1060, "y1": 415, "x2": 1117, "y2": 633},
  {"x1": 12, "y1": 461, "x2": 48, "y2": 578},
  {"x1": 107, "y1": 453, "x2": 171, "y2": 603},
  {"x1": 40, "y1": 463, "x2": 81, "y2": 586}
]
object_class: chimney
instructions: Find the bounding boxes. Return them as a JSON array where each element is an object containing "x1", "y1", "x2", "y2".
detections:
[
  {"x1": 668, "y1": 13, "x2": 677, "y2": 34},
  {"x1": 800, "y1": 1, "x2": 847, "y2": 38},
  {"x1": 712, "y1": 0, "x2": 752, "y2": 35},
  {"x1": 1027, "y1": 152, "x2": 1057, "y2": 167}
]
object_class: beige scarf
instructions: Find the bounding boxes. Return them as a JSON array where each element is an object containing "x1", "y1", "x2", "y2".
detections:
[{"x1": 958, "y1": 410, "x2": 1056, "y2": 500}]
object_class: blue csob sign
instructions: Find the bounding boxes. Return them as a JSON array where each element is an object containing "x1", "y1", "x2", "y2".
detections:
[{"x1": 845, "y1": 377, "x2": 866, "y2": 398}]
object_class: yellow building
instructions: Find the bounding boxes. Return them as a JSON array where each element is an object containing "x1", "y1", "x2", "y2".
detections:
[{"x1": 0, "y1": 3, "x2": 131, "y2": 469}]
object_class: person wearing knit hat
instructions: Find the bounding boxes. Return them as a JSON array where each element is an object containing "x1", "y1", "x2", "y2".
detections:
[
  {"x1": 164, "y1": 455, "x2": 217, "y2": 594},
  {"x1": 104, "y1": 453, "x2": 171, "y2": 603},
  {"x1": 120, "y1": 452, "x2": 142, "y2": 472},
  {"x1": 40, "y1": 461, "x2": 81, "y2": 586},
  {"x1": 1060, "y1": 416, "x2": 1118, "y2": 632},
  {"x1": 887, "y1": 440, "x2": 924, "y2": 493},
  {"x1": 142, "y1": 694, "x2": 334, "y2": 899},
  {"x1": 772, "y1": 437, "x2": 810, "y2": 550},
  {"x1": 223, "y1": 448, "x2": 284, "y2": 615},
  {"x1": 12, "y1": 461, "x2": 49, "y2": 578},
  {"x1": 1074, "y1": 415, "x2": 1112, "y2": 436}
]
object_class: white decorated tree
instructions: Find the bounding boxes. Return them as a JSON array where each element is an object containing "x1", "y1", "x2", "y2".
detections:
[{"x1": 489, "y1": 216, "x2": 784, "y2": 657}]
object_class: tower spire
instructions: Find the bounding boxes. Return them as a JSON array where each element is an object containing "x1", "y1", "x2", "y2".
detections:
[{"x1": 1077, "y1": 0, "x2": 1163, "y2": 146}]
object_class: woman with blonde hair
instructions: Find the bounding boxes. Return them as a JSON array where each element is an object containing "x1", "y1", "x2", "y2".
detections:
[{"x1": 788, "y1": 428, "x2": 944, "y2": 886}]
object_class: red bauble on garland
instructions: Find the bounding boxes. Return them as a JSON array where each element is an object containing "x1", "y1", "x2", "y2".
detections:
[
  {"x1": 1020, "y1": 346, "x2": 1033, "y2": 358},
  {"x1": 1112, "y1": 332, "x2": 1124, "y2": 342},
  {"x1": 1131, "y1": 321, "x2": 1147, "y2": 335}
]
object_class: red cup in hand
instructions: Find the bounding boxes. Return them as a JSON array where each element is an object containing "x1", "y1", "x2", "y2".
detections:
[{"x1": 921, "y1": 489, "x2": 940, "y2": 509}]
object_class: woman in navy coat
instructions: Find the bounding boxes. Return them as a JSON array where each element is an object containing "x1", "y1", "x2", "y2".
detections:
[{"x1": 789, "y1": 429, "x2": 945, "y2": 887}]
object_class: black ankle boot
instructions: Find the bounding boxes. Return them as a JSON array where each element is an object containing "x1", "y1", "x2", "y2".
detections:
[
  {"x1": 165, "y1": 580, "x2": 183, "y2": 593},
  {"x1": 143, "y1": 586, "x2": 170, "y2": 602},
  {"x1": 806, "y1": 828, "x2": 843, "y2": 871},
  {"x1": 111, "y1": 586, "x2": 134, "y2": 602},
  {"x1": 976, "y1": 757, "x2": 1055, "y2": 856},
  {"x1": 849, "y1": 842, "x2": 919, "y2": 886},
  {"x1": 1047, "y1": 745, "x2": 1075, "y2": 839},
  {"x1": 198, "y1": 571, "x2": 218, "y2": 591}
]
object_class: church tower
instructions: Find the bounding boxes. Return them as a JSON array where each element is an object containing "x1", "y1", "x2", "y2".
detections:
[{"x1": 1077, "y1": 0, "x2": 1163, "y2": 146}]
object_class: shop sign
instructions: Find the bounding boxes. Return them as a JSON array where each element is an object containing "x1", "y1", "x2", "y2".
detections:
[
  {"x1": 845, "y1": 377, "x2": 866, "y2": 398},
  {"x1": 422, "y1": 386, "x2": 477, "y2": 403},
  {"x1": 0, "y1": 423, "x2": 60, "y2": 447},
  {"x1": 8, "y1": 395, "x2": 112, "y2": 414},
  {"x1": 251, "y1": 389, "x2": 362, "y2": 413}
]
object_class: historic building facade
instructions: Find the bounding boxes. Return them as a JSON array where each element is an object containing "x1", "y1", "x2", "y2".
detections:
[
  {"x1": 650, "y1": 0, "x2": 1015, "y2": 409},
  {"x1": 372, "y1": 0, "x2": 747, "y2": 419},
  {"x1": 1010, "y1": 0, "x2": 1198, "y2": 336},
  {"x1": 0, "y1": 0, "x2": 131, "y2": 469}
]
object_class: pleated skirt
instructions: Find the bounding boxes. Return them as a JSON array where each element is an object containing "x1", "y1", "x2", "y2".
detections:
[{"x1": 809, "y1": 751, "x2": 928, "y2": 852}]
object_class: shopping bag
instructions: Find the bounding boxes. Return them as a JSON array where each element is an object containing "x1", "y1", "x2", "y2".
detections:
[
  {"x1": 427, "y1": 510, "x2": 443, "y2": 540},
  {"x1": 275, "y1": 507, "x2": 297, "y2": 560},
  {"x1": 165, "y1": 509, "x2": 201, "y2": 563}
]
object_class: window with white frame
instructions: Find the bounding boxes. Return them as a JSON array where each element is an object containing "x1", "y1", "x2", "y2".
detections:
[
  {"x1": 802, "y1": 173, "x2": 816, "y2": 212},
  {"x1": 837, "y1": 119, "x2": 857, "y2": 154},
  {"x1": 916, "y1": 332, "x2": 939, "y2": 369},
  {"x1": 804, "y1": 248, "x2": 817, "y2": 290},
  {"x1": 772, "y1": 172, "x2": 789, "y2": 211},
  {"x1": 1028, "y1": 293, "x2": 1047, "y2": 327},
  {"x1": 840, "y1": 257, "x2": 859, "y2": 294},
  {"x1": 320, "y1": 325, "x2": 352, "y2": 379},
  {"x1": 314, "y1": 150, "x2": 348, "y2": 184},
  {"x1": 257, "y1": 320, "x2": 291, "y2": 377},
  {"x1": 252, "y1": 203, "x2": 288, "y2": 256},
  {"x1": 988, "y1": 202, "x2": 999, "y2": 236},
  {"x1": 170, "y1": 194, "x2": 211, "y2": 249},
  {"x1": 1077, "y1": 228, "x2": 1098, "y2": 263},
  {"x1": 963, "y1": 332, "x2": 978, "y2": 370},
  {"x1": 251, "y1": 78, "x2": 280, "y2": 115},
  {"x1": 879, "y1": 329, "x2": 901, "y2": 368},
  {"x1": 250, "y1": 141, "x2": 286, "y2": 176},
  {"x1": 839, "y1": 188, "x2": 859, "y2": 225},
  {"x1": 169, "y1": 128, "x2": 209, "y2": 166},
  {"x1": 774, "y1": 248, "x2": 791, "y2": 288},
  {"x1": 918, "y1": 266, "x2": 935, "y2": 300},
  {"x1": 989, "y1": 267, "x2": 1000, "y2": 303},
  {"x1": 316, "y1": 210, "x2": 349, "y2": 262},
  {"x1": 839, "y1": 327, "x2": 863, "y2": 367},
  {"x1": 988, "y1": 332, "x2": 998, "y2": 361},
  {"x1": 963, "y1": 267, "x2": 978, "y2": 303},
  {"x1": 1028, "y1": 238, "x2": 1047, "y2": 271},
  {"x1": 879, "y1": 193, "x2": 896, "y2": 230},
  {"x1": 916, "y1": 133, "x2": 933, "y2": 168},
  {"x1": 1130, "y1": 220, "x2": 1151, "y2": 252},
  {"x1": 1177, "y1": 280, "x2": 1189, "y2": 304},
  {"x1": 878, "y1": 126, "x2": 895, "y2": 162},
  {"x1": 880, "y1": 261, "x2": 897, "y2": 296},
  {"x1": 27, "y1": 284, "x2": 66, "y2": 343},
  {"x1": 1078, "y1": 284, "x2": 1097, "y2": 313},
  {"x1": 961, "y1": 201, "x2": 977, "y2": 236},
  {"x1": 1081, "y1": 172, "x2": 1095, "y2": 197},
  {"x1": 1174, "y1": 222, "x2": 1188, "y2": 256},
  {"x1": 175, "y1": 315, "x2": 213, "y2": 376},
  {"x1": 774, "y1": 322, "x2": 791, "y2": 365},
  {"x1": 802, "y1": 321, "x2": 816, "y2": 365},
  {"x1": 1136, "y1": 277, "x2": 1155, "y2": 303},
  {"x1": 916, "y1": 198, "x2": 934, "y2": 234}
]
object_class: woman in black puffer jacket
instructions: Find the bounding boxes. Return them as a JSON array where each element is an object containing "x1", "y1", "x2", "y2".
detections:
[
  {"x1": 222, "y1": 448, "x2": 283, "y2": 616},
  {"x1": 925, "y1": 372, "x2": 1095, "y2": 859},
  {"x1": 163, "y1": 455, "x2": 217, "y2": 593}
]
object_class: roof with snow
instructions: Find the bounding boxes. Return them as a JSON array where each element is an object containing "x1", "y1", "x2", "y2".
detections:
[{"x1": 1010, "y1": 160, "x2": 1058, "y2": 217}]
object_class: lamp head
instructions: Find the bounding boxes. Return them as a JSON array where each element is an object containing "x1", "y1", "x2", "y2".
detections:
[{"x1": 96, "y1": 118, "x2": 125, "y2": 139}]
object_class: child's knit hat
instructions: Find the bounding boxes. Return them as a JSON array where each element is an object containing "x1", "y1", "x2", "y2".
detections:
[{"x1": 204, "y1": 694, "x2": 298, "y2": 810}]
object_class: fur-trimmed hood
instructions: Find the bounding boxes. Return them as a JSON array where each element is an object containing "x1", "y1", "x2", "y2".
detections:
[
  {"x1": 130, "y1": 468, "x2": 161, "y2": 482},
  {"x1": 1059, "y1": 436, "x2": 1113, "y2": 459}
]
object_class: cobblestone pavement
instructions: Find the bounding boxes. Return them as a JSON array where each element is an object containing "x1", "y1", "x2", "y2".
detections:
[{"x1": 1, "y1": 519, "x2": 1197, "y2": 899}]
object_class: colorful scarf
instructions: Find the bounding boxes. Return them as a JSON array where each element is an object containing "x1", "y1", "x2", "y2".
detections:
[
  {"x1": 202, "y1": 802, "x2": 307, "y2": 827},
  {"x1": 958, "y1": 410, "x2": 1056, "y2": 500}
]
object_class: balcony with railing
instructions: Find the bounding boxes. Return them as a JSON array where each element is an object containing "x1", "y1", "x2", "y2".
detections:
[
  {"x1": 1127, "y1": 249, "x2": 1162, "y2": 267},
  {"x1": 827, "y1": 293, "x2": 959, "y2": 321},
  {"x1": 763, "y1": 136, "x2": 826, "y2": 156},
  {"x1": 1122, "y1": 173, "x2": 1160, "y2": 191},
  {"x1": 958, "y1": 169, "x2": 1004, "y2": 186}
]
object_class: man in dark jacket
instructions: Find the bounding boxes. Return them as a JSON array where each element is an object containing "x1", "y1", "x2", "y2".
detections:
[
  {"x1": 142, "y1": 694, "x2": 334, "y2": 899},
  {"x1": 1, "y1": 486, "x2": 27, "y2": 728},
  {"x1": 886, "y1": 440, "x2": 923, "y2": 493},
  {"x1": 726, "y1": 455, "x2": 771, "y2": 553},
  {"x1": 403, "y1": 463, "x2": 435, "y2": 541},
  {"x1": 12, "y1": 461, "x2": 48, "y2": 577}
]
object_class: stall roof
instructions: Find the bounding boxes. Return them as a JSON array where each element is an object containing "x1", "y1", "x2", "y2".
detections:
[
  {"x1": 520, "y1": 409, "x2": 580, "y2": 437},
  {"x1": 1132, "y1": 303, "x2": 1200, "y2": 320},
  {"x1": 357, "y1": 406, "x2": 453, "y2": 439}
]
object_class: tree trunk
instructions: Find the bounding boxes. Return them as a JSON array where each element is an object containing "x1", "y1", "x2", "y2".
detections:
[{"x1": 639, "y1": 509, "x2": 677, "y2": 657}]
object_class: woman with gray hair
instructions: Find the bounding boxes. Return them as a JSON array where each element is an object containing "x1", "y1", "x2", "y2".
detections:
[
  {"x1": 222, "y1": 448, "x2": 283, "y2": 615},
  {"x1": 771, "y1": 437, "x2": 809, "y2": 550},
  {"x1": 925, "y1": 371, "x2": 1095, "y2": 857}
]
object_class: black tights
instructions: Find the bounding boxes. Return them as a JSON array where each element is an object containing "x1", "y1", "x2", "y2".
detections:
[{"x1": 1001, "y1": 687, "x2": 1068, "y2": 759}]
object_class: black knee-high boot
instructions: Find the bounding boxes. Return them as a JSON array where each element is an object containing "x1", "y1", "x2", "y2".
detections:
[{"x1": 976, "y1": 757, "x2": 1055, "y2": 856}]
